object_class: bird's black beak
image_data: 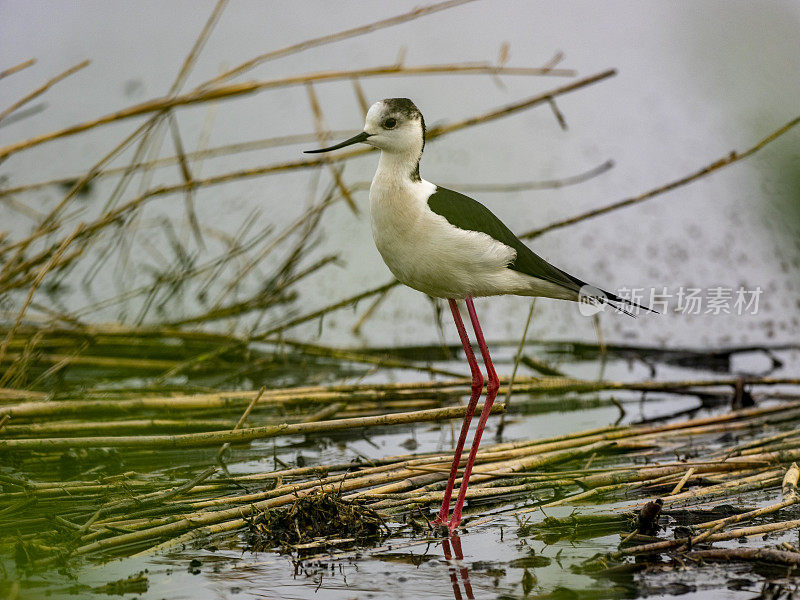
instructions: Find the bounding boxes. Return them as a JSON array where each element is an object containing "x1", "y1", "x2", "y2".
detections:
[{"x1": 304, "y1": 131, "x2": 371, "y2": 154}]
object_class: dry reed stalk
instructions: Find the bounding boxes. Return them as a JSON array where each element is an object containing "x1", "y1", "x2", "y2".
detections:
[
  {"x1": 617, "y1": 517, "x2": 800, "y2": 558},
  {"x1": 179, "y1": 457, "x2": 463, "y2": 512},
  {"x1": 690, "y1": 497, "x2": 799, "y2": 546},
  {"x1": 166, "y1": 112, "x2": 204, "y2": 249},
  {"x1": 782, "y1": 462, "x2": 800, "y2": 498},
  {"x1": 0, "y1": 352, "x2": 181, "y2": 371},
  {"x1": 0, "y1": 130, "x2": 361, "y2": 198},
  {"x1": 668, "y1": 467, "x2": 695, "y2": 495},
  {"x1": 0, "y1": 59, "x2": 89, "y2": 123},
  {"x1": 0, "y1": 2, "x2": 219, "y2": 315},
  {"x1": 155, "y1": 280, "x2": 400, "y2": 379},
  {"x1": 0, "y1": 388, "x2": 45, "y2": 400},
  {"x1": 521, "y1": 114, "x2": 800, "y2": 239},
  {"x1": 0, "y1": 224, "x2": 83, "y2": 384},
  {"x1": 8, "y1": 367, "x2": 800, "y2": 566},
  {"x1": 0, "y1": 116, "x2": 158, "y2": 287},
  {"x1": 367, "y1": 480, "x2": 567, "y2": 511},
  {"x1": 0, "y1": 379, "x2": 453, "y2": 420},
  {"x1": 64, "y1": 227, "x2": 275, "y2": 320},
  {"x1": 216, "y1": 386, "x2": 265, "y2": 460},
  {"x1": 739, "y1": 438, "x2": 800, "y2": 456},
  {"x1": 725, "y1": 428, "x2": 800, "y2": 455},
  {"x1": 2, "y1": 64, "x2": 607, "y2": 240},
  {"x1": 650, "y1": 469, "x2": 784, "y2": 506},
  {"x1": 129, "y1": 441, "x2": 611, "y2": 557},
  {"x1": 305, "y1": 82, "x2": 359, "y2": 214},
  {"x1": 301, "y1": 402, "x2": 343, "y2": 423},
  {"x1": 2, "y1": 374, "x2": 796, "y2": 434},
  {"x1": 204, "y1": 188, "x2": 337, "y2": 308},
  {"x1": 498, "y1": 299, "x2": 536, "y2": 435},
  {"x1": 11, "y1": 412, "x2": 800, "y2": 569},
  {"x1": 678, "y1": 463, "x2": 800, "y2": 547},
  {"x1": 160, "y1": 254, "x2": 337, "y2": 326},
  {"x1": 0, "y1": 58, "x2": 36, "y2": 81},
  {"x1": 4, "y1": 67, "x2": 614, "y2": 283},
  {"x1": 737, "y1": 433, "x2": 800, "y2": 455},
  {"x1": 0, "y1": 402, "x2": 505, "y2": 450},
  {"x1": 0, "y1": 69, "x2": 614, "y2": 314},
  {"x1": 169, "y1": 0, "x2": 229, "y2": 95},
  {"x1": 355, "y1": 441, "x2": 614, "y2": 499},
  {"x1": 82, "y1": 466, "x2": 218, "y2": 527},
  {"x1": 0, "y1": 418, "x2": 240, "y2": 437},
  {"x1": 510, "y1": 376, "x2": 800, "y2": 396},
  {"x1": 92, "y1": 0, "x2": 229, "y2": 304},
  {"x1": 0, "y1": 62, "x2": 577, "y2": 160},
  {"x1": 204, "y1": 0, "x2": 477, "y2": 85},
  {"x1": 405, "y1": 160, "x2": 614, "y2": 195}
]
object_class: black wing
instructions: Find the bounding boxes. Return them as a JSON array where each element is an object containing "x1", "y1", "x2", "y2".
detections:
[{"x1": 427, "y1": 186, "x2": 655, "y2": 315}]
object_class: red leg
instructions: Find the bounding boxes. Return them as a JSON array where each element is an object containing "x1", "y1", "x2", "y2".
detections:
[
  {"x1": 448, "y1": 296, "x2": 500, "y2": 532},
  {"x1": 432, "y1": 298, "x2": 484, "y2": 526}
]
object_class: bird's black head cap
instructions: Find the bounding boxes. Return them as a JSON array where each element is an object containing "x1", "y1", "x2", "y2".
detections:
[{"x1": 381, "y1": 98, "x2": 426, "y2": 181}]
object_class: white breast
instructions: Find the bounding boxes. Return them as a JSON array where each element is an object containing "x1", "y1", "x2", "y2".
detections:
[{"x1": 368, "y1": 176, "x2": 521, "y2": 299}]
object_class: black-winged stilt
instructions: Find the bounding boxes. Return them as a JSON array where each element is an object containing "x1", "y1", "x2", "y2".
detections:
[{"x1": 306, "y1": 98, "x2": 650, "y2": 533}]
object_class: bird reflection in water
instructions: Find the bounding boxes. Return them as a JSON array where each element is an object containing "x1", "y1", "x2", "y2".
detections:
[{"x1": 442, "y1": 534, "x2": 474, "y2": 600}]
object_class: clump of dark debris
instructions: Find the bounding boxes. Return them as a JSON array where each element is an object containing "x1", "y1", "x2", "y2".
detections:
[
  {"x1": 246, "y1": 490, "x2": 388, "y2": 552},
  {"x1": 91, "y1": 571, "x2": 149, "y2": 595}
]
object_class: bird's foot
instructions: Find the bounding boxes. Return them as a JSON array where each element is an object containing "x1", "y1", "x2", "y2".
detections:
[
  {"x1": 447, "y1": 518, "x2": 462, "y2": 535},
  {"x1": 429, "y1": 517, "x2": 451, "y2": 536},
  {"x1": 429, "y1": 515, "x2": 443, "y2": 527},
  {"x1": 429, "y1": 517, "x2": 461, "y2": 536}
]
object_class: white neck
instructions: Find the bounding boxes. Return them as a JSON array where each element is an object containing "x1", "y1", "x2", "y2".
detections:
[{"x1": 373, "y1": 148, "x2": 421, "y2": 187}]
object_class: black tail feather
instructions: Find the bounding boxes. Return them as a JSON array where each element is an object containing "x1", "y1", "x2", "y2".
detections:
[{"x1": 602, "y1": 289, "x2": 659, "y2": 318}]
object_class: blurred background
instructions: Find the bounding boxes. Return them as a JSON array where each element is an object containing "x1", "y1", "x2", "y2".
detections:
[{"x1": 2, "y1": 0, "x2": 799, "y2": 352}]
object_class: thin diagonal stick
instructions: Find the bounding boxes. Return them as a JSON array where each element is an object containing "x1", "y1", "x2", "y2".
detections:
[
  {"x1": 520, "y1": 114, "x2": 800, "y2": 239},
  {"x1": 0, "y1": 59, "x2": 89, "y2": 122},
  {"x1": 0, "y1": 130, "x2": 360, "y2": 198},
  {"x1": 0, "y1": 58, "x2": 36, "y2": 81},
  {"x1": 217, "y1": 386, "x2": 266, "y2": 462},
  {"x1": 79, "y1": 0, "x2": 229, "y2": 288},
  {"x1": 0, "y1": 61, "x2": 578, "y2": 160},
  {"x1": 168, "y1": 112, "x2": 205, "y2": 248},
  {"x1": 306, "y1": 82, "x2": 359, "y2": 213},
  {"x1": 204, "y1": 0, "x2": 476, "y2": 86},
  {"x1": 171, "y1": 0, "x2": 229, "y2": 94}
]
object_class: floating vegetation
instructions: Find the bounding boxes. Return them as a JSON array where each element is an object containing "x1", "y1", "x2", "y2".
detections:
[{"x1": 246, "y1": 490, "x2": 388, "y2": 552}]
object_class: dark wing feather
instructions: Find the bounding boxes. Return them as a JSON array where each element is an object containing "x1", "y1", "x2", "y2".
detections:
[
  {"x1": 428, "y1": 186, "x2": 584, "y2": 291},
  {"x1": 427, "y1": 186, "x2": 656, "y2": 315}
]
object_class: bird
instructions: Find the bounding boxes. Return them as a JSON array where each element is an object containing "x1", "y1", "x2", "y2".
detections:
[{"x1": 305, "y1": 98, "x2": 652, "y2": 534}]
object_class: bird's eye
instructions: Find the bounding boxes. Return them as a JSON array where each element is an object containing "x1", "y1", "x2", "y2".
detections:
[{"x1": 382, "y1": 117, "x2": 397, "y2": 129}]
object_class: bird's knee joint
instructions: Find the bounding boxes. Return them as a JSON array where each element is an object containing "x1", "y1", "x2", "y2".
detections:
[
  {"x1": 487, "y1": 378, "x2": 500, "y2": 395},
  {"x1": 471, "y1": 374, "x2": 484, "y2": 393}
]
